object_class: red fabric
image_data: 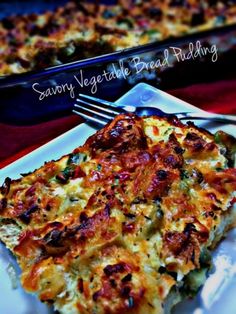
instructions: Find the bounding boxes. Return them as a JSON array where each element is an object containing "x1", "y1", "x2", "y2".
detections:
[
  {"x1": 0, "y1": 115, "x2": 83, "y2": 169},
  {"x1": 0, "y1": 79, "x2": 235, "y2": 169},
  {"x1": 169, "y1": 79, "x2": 236, "y2": 115}
]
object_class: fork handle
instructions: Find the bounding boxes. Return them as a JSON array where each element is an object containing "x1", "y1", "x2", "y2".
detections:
[{"x1": 180, "y1": 112, "x2": 236, "y2": 124}]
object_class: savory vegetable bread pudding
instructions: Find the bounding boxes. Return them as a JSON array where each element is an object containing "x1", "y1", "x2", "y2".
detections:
[
  {"x1": 0, "y1": 114, "x2": 236, "y2": 313},
  {"x1": 0, "y1": 0, "x2": 236, "y2": 75}
]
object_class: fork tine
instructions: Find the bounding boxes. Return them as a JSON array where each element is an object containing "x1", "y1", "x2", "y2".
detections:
[
  {"x1": 79, "y1": 93, "x2": 118, "y2": 108},
  {"x1": 74, "y1": 102, "x2": 115, "y2": 120},
  {"x1": 72, "y1": 109, "x2": 108, "y2": 126},
  {"x1": 76, "y1": 98, "x2": 121, "y2": 116}
]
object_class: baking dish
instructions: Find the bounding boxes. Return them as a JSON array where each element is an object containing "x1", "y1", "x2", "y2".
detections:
[
  {"x1": 0, "y1": 0, "x2": 236, "y2": 76},
  {"x1": 0, "y1": 1, "x2": 235, "y2": 124}
]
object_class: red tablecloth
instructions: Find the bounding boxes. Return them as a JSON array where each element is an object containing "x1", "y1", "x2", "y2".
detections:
[{"x1": 0, "y1": 79, "x2": 236, "y2": 169}]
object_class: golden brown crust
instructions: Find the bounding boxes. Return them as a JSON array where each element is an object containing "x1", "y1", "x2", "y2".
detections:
[{"x1": 0, "y1": 114, "x2": 235, "y2": 314}]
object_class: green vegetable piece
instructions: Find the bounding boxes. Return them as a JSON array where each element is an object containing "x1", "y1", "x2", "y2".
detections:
[
  {"x1": 200, "y1": 248, "x2": 212, "y2": 266},
  {"x1": 214, "y1": 131, "x2": 222, "y2": 144},
  {"x1": 180, "y1": 169, "x2": 189, "y2": 180},
  {"x1": 145, "y1": 29, "x2": 160, "y2": 36},
  {"x1": 179, "y1": 180, "x2": 189, "y2": 191},
  {"x1": 214, "y1": 130, "x2": 236, "y2": 167},
  {"x1": 184, "y1": 268, "x2": 208, "y2": 296},
  {"x1": 117, "y1": 18, "x2": 133, "y2": 28},
  {"x1": 63, "y1": 44, "x2": 75, "y2": 56}
]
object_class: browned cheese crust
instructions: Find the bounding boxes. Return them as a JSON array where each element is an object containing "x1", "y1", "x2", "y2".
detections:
[{"x1": 0, "y1": 114, "x2": 235, "y2": 314}]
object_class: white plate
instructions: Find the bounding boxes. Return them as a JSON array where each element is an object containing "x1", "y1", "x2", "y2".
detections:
[{"x1": 0, "y1": 83, "x2": 235, "y2": 314}]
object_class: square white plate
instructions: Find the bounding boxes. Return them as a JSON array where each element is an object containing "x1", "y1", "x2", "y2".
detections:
[{"x1": 0, "y1": 83, "x2": 235, "y2": 314}]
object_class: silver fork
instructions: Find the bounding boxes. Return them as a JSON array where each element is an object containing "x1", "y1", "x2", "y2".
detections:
[{"x1": 73, "y1": 94, "x2": 236, "y2": 126}]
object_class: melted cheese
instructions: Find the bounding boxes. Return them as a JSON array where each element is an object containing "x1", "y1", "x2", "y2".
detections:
[{"x1": 0, "y1": 114, "x2": 235, "y2": 314}]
